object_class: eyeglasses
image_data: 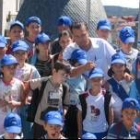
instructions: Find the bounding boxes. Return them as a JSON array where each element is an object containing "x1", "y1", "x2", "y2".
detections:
[
  {"x1": 5, "y1": 65, "x2": 17, "y2": 70},
  {"x1": 14, "y1": 51, "x2": 27, "y2": 56}
]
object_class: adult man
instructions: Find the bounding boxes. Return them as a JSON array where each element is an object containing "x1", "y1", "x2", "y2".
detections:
[{"x1": 63, "y1": 22, "x2": 116, "y2": 79}]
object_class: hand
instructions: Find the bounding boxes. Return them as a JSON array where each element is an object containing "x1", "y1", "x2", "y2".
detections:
[
  {"x1": 124, "y1": 73, "x2": 133, "y2": 82},
  {"x1": 84, "y1": 61, "x2": 96, "y2": 71}
]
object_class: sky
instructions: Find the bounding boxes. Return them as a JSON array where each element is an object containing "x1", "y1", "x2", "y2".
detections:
[{"x1": 101, "y1": 0, "x2": 139, "y2": 8}]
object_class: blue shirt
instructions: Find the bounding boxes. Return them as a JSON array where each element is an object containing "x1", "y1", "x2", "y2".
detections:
[
  {"x1": 67, "y1": 75, "x2": 87, "y2": 105},
  {"x1": 107, "y1": 122, "x2": 140, "y2": 139}
]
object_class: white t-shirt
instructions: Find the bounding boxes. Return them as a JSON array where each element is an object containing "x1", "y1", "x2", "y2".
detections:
[
  {"x1": 118, "y1": 49, "x2": 138, "y2": 72},
  {"x1": 108, "y1": 78, "x2": 132, "y2": 121},
  {"x1": 77, "y1": 91, "x2": 114, "y2": 133},
  {"x1": 0, "y1": 78, "x2": 23, "y2": 134},
  {"x1": 63, "y1": 38, "x2": 116, "y2": 79},
  {"x1": 15, "y1": 63, "x2": 40, "y2": 81}
]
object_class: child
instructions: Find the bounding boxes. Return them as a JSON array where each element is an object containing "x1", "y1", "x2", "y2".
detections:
[
  {"x1": 0, "y1": 113, "x2": 22, "y2": 139},
  {"x1": 118, "y1": 26, "x2": 138, "y2": 72},
  {"x1": 106, "y1": 53, "x2": 131, "y2": 122},
  {"x1": 24, "y1": 16, "x2": 42, "y2": 57},
  {"x1": 57, "y1": 30, "x2": 73, "y2": 60},
  {"x1": 25, "y1": 60, "x2": 71, "y2": 138},
  {"x1": 29, "y1": 33, "x2": 52, "y2": 77},
  {"x1": 64, "y1": 49, "x2": 87, "y2": 139},
  {"x1": 11, "y1": 40, "x2": 40, "y2": 138},
  {"x1": 6, "y1": 21, "x2": 24, "y2": 55},
  {"x1": 0, "y1": 35, "x2": 7, "y2": 71},
  {"x1": 51, "y1": 16, "x2": 72, "y2": 55},
  {"x1": 0, "y1": 55, "x2": 24, "y2": 134},
  {"x1": 77, "y1": 68, "x2": 114, "y2": 139},
  {"x1": 107, "y1": 98, "x2": 140, "y2": 139},
  {"x1": 40, "y1": 111, "x2": 66, "y2": 139}
]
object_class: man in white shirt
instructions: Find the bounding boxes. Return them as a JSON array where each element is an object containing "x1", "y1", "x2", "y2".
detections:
[{"x1": 63, "y1": 22, "x2": 116, "y2": 79}]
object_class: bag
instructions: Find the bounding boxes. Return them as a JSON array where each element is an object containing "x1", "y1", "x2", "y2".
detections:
[
  {"x1": 79, "y1": 90, "x2": 111, "y2": 124},
  {"x1": 27, "y1": 80, "x2": 68, "y2": 122}
]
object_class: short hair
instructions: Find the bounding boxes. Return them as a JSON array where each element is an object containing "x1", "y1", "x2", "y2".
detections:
[
  {"x1": 53, "y1": 60, "x2": 71, "y2": 74},
  {"x1": 58, "y1": 30, "x2": 72, "y2": 41},
  {"x1": 70, "y1": 22, "x2": 89, "y2": 33}
]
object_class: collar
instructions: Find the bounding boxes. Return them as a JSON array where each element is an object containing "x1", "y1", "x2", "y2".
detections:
[{"x1": 2, "y1": 78, "x2": 15, "y2": 86}]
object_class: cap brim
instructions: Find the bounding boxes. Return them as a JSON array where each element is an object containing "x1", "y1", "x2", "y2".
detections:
[
  {"x1": 5, "y1": 126, "x2": 21, "y2": 134},
  {"x1": 124, "y1": 37, "x2": 135, "y2": 43},
  {"x1": 47, "y1": 119, "x2": 63, "y2": 126},
  {"x1": 1, "y1": 61, "x2": 18, "y2": 66},
  {"x1": 89, "y1": 74, "x2": 104, "y2": 79},
  {"x1": 99, "y1": 26, "x2": 111, "y2": 31},
  {"x1": 0, "y1": 43, "x2": 6, "y2": 48},
  {"x1": 78, "y1": 59, "x2": 88, "y2": 65},
  {"x1": 111, "y1": 59, "x2": 126, "y2": 65},
  {"x1": 13, "y1": 47, "x2": 28, "y2": 52}
]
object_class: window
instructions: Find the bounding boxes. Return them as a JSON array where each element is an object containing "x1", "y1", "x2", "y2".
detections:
[{"x1": 16, "y1": 0, "x2": 24, "y2": 12}]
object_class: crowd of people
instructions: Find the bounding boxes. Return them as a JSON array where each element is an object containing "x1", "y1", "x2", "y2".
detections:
[{"x1": 0, "y1": 15, "x2": 140, "y2": 139}]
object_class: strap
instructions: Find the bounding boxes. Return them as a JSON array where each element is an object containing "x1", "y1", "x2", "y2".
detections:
[
  {"x1": 104, "y1": 91, "x2": 112, "y2": 124},
  {"x1": 79, "y1": 93, "x2": 88, "y2": 121},
  {"x1": 62, "y1": 83, "x2": 69, "y2": 106},
  {"x1": 108, "y1": 78, "x2": 129, "y2": 101}
]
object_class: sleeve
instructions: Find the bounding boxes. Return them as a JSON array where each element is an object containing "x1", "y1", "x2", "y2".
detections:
[
  {"x1": 129, "y1": 81, "x2": 138, "y2": 99},
  {"x1": 109, "y1": 96, "x2": 116, "y2": 108},
  {"x1": 63, "y1": 44, "x2": 76, "y2": 60},
  {"x1": 105, "y1": 41, "x2": 116, "y2": 65},
  {"x1": 31, "y1": 66, "x2": 41, "y2": 79},
  {"x1": 30, "y1": 77, "x2": 48, "y2": 90},
  {"x1": 107, "y1": 124, "x2": 118, "y2": 139}
]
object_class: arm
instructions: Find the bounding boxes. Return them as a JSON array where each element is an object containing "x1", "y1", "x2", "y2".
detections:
[
  {"x1": 109, "y1": 107, "x2": 114, "y2": 125},
  {"x1": 70, "y1": 61, "x2": 96, "y2": 77}
]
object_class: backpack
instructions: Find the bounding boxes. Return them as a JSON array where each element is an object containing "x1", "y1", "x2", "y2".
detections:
[
  {"x1": 27, "y1": 80, "x2": 68, "y2": 122},
  {"x1": 79, "y1": 90, "x2": 111, "y2": 124}
]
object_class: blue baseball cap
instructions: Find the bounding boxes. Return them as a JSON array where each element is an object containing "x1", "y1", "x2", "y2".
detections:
[
  {"x1": 122, "y1": 98, "x2": 140, "y2": 111},
  {"x1": 82, "y1": 133, "x2": 97, "y2": 139},
  {"x1": 26, "y1": 16, "x2": 42, "y2": 26},
  {"x1": 119, "y1": 26, "x2": 135, "y2": 44},
  {"x1": 58, "y1": 16, "x2": 72, "y2": 27},
  {"x1": 12, "y1": 40, "x2": 29, "y2": 52},
  {"x1": 97, "y1": 19, "x2": 112, "y2": 31},
  {"x1": 10, "y1": 20, "x2": 24, "y2": 30},
  {"x1": 70, "y1": 49, "x2": 88, "y2": 65},
  {"x1": 44, "y1": 111, "x2": 63, "y2": 126},
  {"x1": 0, "y1": 35, "x2": 7, "y2": 48},
  {"x1": 111, "y1": 53, "x2": 126, "y2": 65},
  {"x1": 89, "y1": 68, "x2": 104, "y2": 79},
  {"x1": 35, "y1": 33, "x2": 51, "y2": 45},
  {"x1": 4, "y1": 113, "x2": 22, "y2": 134},
  {"x1": 1, "y1": 55, "x2": 18, "y2": 66}
]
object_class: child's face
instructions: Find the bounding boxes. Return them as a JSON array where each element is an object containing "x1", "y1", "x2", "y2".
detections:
[
  {"x1": 122, "y1": 108, "x2": 137, "y2": 126},
  {"x1": 97, "y1": 29, "x2": 110, "y2": 40},
  {"x1": 44, "y1": 123, "x2": 62, "y2": 139},
  {"x1": 53, "y1": 70, "x2": 69, "y2": 84},
  {"x1": 90, "y1": 77, "x2": 103, "y2": 88},
  {"x1": 37, "y1": 43, "x2": 50, "y2": 54},
  {"x1": 59, "y1": 35, "x2": 72, "y2": 50},
  {"x1": 0, "y1": 47, "x2": 7, "y2": 59},
  {"x1": 121, "y1": 42, "x2": 133, "y2": 50},
  {"x1": 9, "y1": 26, "x2": 24, "y2": 42},
  {"x1": 26, "y1": 23, "x2": 41, "y2": 37},
  {"x1": 14, "y1": 51, "x2": 28, "y2": 64},
  {"x1": 112, "y1": 63, "x2": 126, "y2": 75},
  {"x1": 1, "y1": 65, "x2": 17, "y2": 78}
]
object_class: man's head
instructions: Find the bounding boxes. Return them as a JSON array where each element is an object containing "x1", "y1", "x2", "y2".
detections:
[
  {"x1": 57, "y1": 16, "x2": 72, "y2": 33},
  {"x1": 71, "y1": 22, "x2": 90, "y2": 49},
  {"x1": 96, "y1": 19, "x2": 112, "y2": 40},
  {"x1": 52, "y1": 60, "x2": 71, "y2": 84}
]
